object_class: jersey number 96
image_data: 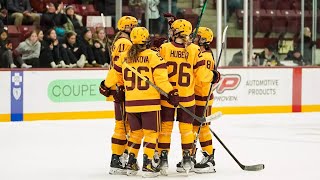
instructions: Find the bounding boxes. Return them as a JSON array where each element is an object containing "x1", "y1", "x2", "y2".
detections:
[{"x1": 124, "y1": 67, "x2": 150, "y2": 91}]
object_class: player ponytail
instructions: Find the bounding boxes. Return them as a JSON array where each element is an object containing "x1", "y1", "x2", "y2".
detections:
[
  {"x1": 111, "y1": 31, "x2": 122, "y2": 50},
  {"x1": 128, "y1": 44, "x2": 146, "y2": 61}
]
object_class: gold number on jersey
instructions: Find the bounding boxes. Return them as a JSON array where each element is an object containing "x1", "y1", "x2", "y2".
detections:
[
  {"x1": 167, "y1": 62, "x2": 191, "y2": 87},
  {"x1": 119, "y1": 44, "x2": 126, "y2": 52},
  {"x1": 124, "y1": 67, "x2": 150, "y2": 91}
]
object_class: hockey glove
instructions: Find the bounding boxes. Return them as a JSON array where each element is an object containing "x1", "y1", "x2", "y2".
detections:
[
  {"x1": 99, "y1": 80, "x2": 111, "y2": 97},
  {"x1": 151, "y1": 37, "x2": 167, "y2": 51},
  {"x1": 114, "y1": 86, "x2": 125, "y2": 103},
  {"x1": 163, "y1": 12, "x2": 177, "y2": 26},
  {"x1": 212, "y1": 70, "x2": 221, "y2": 84},
  {"x1": 168, "y1": 89, "x2": 179, "y2": 107}
]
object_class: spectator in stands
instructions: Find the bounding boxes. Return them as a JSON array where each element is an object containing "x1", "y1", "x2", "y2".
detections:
[
  {"x1": 7, "y1": 0, "x2": 40, "y2": 27},
  {"x1": 298, "y1": 27, "x2": 316, "y2": 65},
  {"x1": 258, "y1": 45, "x2": 281, "y2": 67},
  {"x1": 129, "y1": 0, "x2": 145, "y2": 24},
  {"x1": 142, "y1": 0, "x2": 160, "y2": 35},
  {"x1": 78, "y1": 0, "x2": 93, "y2": 4},
  {"x1": 62, "y1": 31, "x2": 90, "y2": 68},
  {"x1": 0, "y1": 0, "x2": 8, "y2": 28},
  {"x1": 14, "y1": 30, "x2": 40, "y2": 68},
  {"x1": 41, "y1": 2, "x2": 68, "y2": 37},
  {"x1": 37, "y1": 29, "x2": 44, "y2": 41},
  {"x1": 229, "y1": 43, "x2": 257, "y2": 66},
  {"x1": 227, "y1": 0, "x2": 242, "y2": 22},
  {"x1": 93, "y1": 27, "x2": 110, "y2": 68},
  {"x1": 80, "y1": 28, "x2": 101, "y2": 67},
  {"x1": 64, "y1": 5, "x2": 83, "y2": 35},
  {"x1": 37, "y1": 29, "x2": 47, "y2": 68},
  {"x1": 0, "y1": 28, "x2": 17, "y2": 68},
  {"x1": 229, "y1": 50, "x2": 243, "y2": 66},
  {"x1": 159, "y1": 0, "x2": 178, "y2": 35},
  {"x1": 285, "y1": 48, "x2": 304, "y2": 66},
  {"x1": 39, "y1": 28, "x2": 68, "y2": 68},
  {"x1": 95, "y1": 0, "x2": 115, "y2": 27},
  {"x1": 95, "y1": 0, "x2": 120, "y2": 27}
]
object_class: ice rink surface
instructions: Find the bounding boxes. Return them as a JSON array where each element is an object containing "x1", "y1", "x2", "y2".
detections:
[{"x1": 1, "y1": 112, "x2": 320, "y2": 180}]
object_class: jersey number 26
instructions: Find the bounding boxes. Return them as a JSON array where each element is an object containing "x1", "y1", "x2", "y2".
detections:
[{"x1": 167, "y1": 61, "x2": 191, "y2": 87}]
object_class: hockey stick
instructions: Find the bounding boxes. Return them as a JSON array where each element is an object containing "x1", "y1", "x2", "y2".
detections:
[
  {"x1": 210, "y1": 128, "x2": 265, "y2": 171},
  {"x1": 214, "y1": 26, "x2": 228, "y2": 71},
  {"x1": 192, "y1": 25, "x2": 228, "y2": 157},
  {"x1": 122, "y1": 61, "x2": 222, "y2": 124},
  {"x1": 192, "y1": 0, "x2": 209, "y2": 42},
  {"x1": 204, "y1": 26, "x2": 264, "y2": 171},
  {"x1": 101, "y1": 13, "x2": 129, "y2": 140}
]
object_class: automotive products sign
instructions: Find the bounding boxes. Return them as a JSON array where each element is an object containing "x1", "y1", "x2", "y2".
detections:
[
  {"x1": 212, "y1": 68, "x2": 292, "y2": 106},
  {"x1": 48, "y1": 79, "x2": 105, "y2": 102}
]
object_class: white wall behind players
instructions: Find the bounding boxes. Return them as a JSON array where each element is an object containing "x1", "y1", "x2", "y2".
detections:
[
  {"x1": 0, "y1": 72, "x2": 10, "y2": 114},
  {"x1": 302, "y1": 68, "x2": 320, "y2": 105}
]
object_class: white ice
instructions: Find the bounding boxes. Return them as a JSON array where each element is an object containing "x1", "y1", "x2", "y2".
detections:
[{"x1": 1, "y1": 112, "x2": 320, "y2": 180}]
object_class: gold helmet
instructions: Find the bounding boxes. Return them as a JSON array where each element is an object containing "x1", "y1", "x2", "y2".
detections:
[
  {"x1": 171, "y1": 19, "x2": 192, "y2": 36},
  {"x1": 130, "y1": 27, "x2": 150, "y2": 45},
  {"x1": 196, "y1": 27, "x2": 214, "y2": 43},
  {"x1": 117, "y1": 16, "x2": 138, "y2": 31}
]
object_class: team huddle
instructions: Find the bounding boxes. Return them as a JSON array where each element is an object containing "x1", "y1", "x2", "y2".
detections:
[{"x1": 99, "y1": 15, "x2": 221, "y2": 178}]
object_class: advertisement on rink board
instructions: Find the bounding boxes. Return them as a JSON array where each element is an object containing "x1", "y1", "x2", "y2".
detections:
[
  {"x1": 22, "y1": 70, "x2": 113, "y2": 115},
  {"x1": 212, "y1": 68, "x2": 293, "y2": 107},
  {"x1": 0, "y1": 67, "x2": 319, "y2": 121}
]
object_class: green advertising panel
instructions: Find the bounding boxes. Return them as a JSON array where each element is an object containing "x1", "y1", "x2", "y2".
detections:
[{"x1": 48, "y1": 79, "x2": 105, "y2": 102}]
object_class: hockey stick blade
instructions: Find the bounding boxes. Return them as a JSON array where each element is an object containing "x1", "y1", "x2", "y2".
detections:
[
  {"x1": 243, "y1": 164, "x2": 265, "y2": 171},
  {"x1": 205, "y1": 111, "x2": 222, "y2": 123},
  {"x1": 221, "y1": 25, "x2": 229, "y2": 44},
  {"x1": 101, "y1": 13, "x2": 106, "y2": 28}
]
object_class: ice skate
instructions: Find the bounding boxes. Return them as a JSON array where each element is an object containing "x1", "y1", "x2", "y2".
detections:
[
  {"x1": 109, "y1": 154, "x2": 127, "y2": 175},
  {"x1": 194, "y1": 151, "x2": 216, "y2": 174},
  {"x1": 126, "y1": 153, "x2": 139, "y2": 176},
  {"x1": 159, "y1": 150, "x2": 168, "y2": 176},
  {"x1": 142, "y1": 154, "x2": 160, "y2": 178},
  {"x1": 176, "y1": 156, "x2": 195, "y2": 173},
  {"x1": 152, "y1": 150, "x2": 160, "y2": 168},
  {"x1": 182, "y1": 150, "x2": 192, "y2": 174},
  {"x1": 119, "y1": 150, "x2": 128, "y2": 168}
]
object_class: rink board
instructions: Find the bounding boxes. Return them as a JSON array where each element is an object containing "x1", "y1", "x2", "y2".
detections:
[
  {"x1": 0, "y1": 67, "x2": 319, "y2": 121},
  {"x1": 302, "y1": 68, "x2": 320, "y2": 112},
  {"x1": 0, "y1": 71, "x2": 10, "y2": 122}
]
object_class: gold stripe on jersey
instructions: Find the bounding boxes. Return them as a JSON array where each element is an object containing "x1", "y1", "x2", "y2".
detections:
[
  {"x1": 105, "y1": 49, "x2": 174, "y2": 113},
  {"x1": 107, "y1": 37, "x2": 133, "y2": 101},
  {"x1": 195, "y1": 51, "x2": 215, "y2": 106},
  {"x1": 159, "y1": 42, "x2": 214, "y2": 108}
]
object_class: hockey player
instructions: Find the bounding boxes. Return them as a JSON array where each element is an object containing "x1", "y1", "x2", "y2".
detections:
[
  {"x1": 157, "y1": 19, "x2": 221, "y2": 174},
  {"x1": 103, "y1": 16, "x2": 138, "y2": 175},
  {"x1": 192, "y1": 27, "x2": 216, "y2": 173},
  {"x1": 100, "y1": 27, "x2": 179, "y2": 178}
]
